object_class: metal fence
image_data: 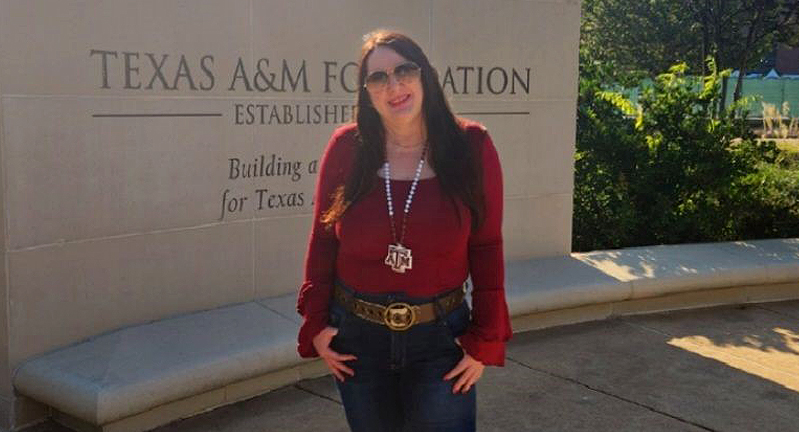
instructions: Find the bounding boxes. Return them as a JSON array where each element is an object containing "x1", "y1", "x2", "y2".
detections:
[
  {"x1": 611, "y1": 76, "x2": 799, "y2": 119},
  {"x1": 724, "y1": 77, "x2": 799, "y2": 117}
]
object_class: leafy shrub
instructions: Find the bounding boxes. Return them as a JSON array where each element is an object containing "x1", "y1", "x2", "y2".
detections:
[{"x1": 573, "y1": 58, "x2": 799, "y2": 251}]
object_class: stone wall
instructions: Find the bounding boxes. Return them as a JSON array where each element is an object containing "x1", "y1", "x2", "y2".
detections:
[{"x1": 0, "y1": 0, "x2": 579, "y2": 428}]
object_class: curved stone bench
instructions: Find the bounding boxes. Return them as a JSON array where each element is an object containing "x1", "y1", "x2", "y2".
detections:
[
  {"x1": 13, "y1": 300, "x2": 322, "y2": 432},
  {"x1": 506, "y1": 238, "x2": 799, "y2": 332},
  {"x1": 13, "y1": 238, "x2": 799, "y2": 432}
]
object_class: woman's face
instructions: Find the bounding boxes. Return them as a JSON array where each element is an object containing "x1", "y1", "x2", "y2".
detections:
[{"x1": 364, "y1": 46, "x2": 424, "y2": 127}]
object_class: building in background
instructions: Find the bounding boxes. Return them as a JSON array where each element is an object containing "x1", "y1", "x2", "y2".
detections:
[
  {"x1": 752, "y1": 43, "x2": 799, "y2": 76},
  {"x1": 775, "y1": 44, "x2": 799, "y2": 75}
]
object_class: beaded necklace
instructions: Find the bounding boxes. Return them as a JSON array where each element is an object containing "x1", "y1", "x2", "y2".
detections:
[{"x1": 382, "y1": 143, "x2": 428, "y2": 273}]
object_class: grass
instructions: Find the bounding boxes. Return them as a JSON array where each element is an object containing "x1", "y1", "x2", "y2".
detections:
[{"x1": 759, "y1": 138, "x2": 799, "y2": 153}]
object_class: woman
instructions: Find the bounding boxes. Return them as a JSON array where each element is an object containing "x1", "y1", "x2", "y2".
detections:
[{"x1": 296, "y1": 29, "x2": 512, "y2": 432}]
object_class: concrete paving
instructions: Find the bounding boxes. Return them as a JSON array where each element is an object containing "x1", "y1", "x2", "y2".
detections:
[{"x1": 23, "y1": 299, "x2": 799, "y2": 432}]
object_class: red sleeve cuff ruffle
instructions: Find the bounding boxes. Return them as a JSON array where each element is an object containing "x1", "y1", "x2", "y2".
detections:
[
  {"x1": 297, "y1": 312, "x2": 329, "y2": 358},
  {"x1": 458, "y1": 331, "x2": 508, "y2": 366}
]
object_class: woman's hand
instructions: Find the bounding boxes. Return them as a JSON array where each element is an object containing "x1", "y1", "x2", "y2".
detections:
[
  {"x1": 312, "y1": 325, "x2": 357, "y2": 382},
  {"x1": 443, "y1": 344, "x2": 485, "y2": 394}
]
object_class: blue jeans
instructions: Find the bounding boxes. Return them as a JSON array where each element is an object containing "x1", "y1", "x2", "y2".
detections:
[{"x1": 328, "y1": 281, "x2": 476, "y2": 432}]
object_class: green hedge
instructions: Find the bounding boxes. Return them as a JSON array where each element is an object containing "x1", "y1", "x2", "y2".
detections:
[{"x1": 573, "y1": 60, "x2": 799, "y2": 251}]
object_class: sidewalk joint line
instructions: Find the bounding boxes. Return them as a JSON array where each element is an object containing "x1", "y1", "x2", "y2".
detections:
[
  {"x1": 752, "y1": 303, "x2": 799, "y2": 322},
  {"x1": 618, "y1": 317, "x2": 682, "y2": 337},
  {"x1": 294, "y1": 384, "x2": 342, "y2": 406},
  {"x1": 505, "y1": 356, "x2": 718, "y2": 431},
  {"x1": 254, "y1": 301, "x2": 299, "y2": 325}
]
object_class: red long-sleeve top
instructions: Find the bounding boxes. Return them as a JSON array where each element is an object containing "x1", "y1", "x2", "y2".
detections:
[{"x1": 296, "y1": 119, "x2": 512, "y2": 366}]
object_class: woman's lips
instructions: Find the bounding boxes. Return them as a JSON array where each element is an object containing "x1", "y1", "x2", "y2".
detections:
[{"x1": 388, "y1": 94, "x2": 411, "y2": 107}]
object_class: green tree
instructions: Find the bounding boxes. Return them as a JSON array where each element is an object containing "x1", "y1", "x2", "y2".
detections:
[
  {"x1": 605, "y1": 61, "x2": 764, "y2": 243},
  {"x1": 684, "y1": 0, "x2": 799, "y2": 106},
  {"x1": 581, "y1": 0, "x2": 701, "y2": 80},
  {"x1": 582, "y1": 0, "x2": 799, "y2": 93},
  {"x1": 573, "y1": 57, "x2": 640, "y2": 250}
]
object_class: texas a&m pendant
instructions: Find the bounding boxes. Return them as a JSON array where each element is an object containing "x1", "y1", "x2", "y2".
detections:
[{"x1": 384, "y1": 243, "x2": 412, "y2": 273}]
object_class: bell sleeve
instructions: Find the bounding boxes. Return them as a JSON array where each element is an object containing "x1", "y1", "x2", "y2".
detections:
[
  {"x1": 457, "y1": 128, "x2": 513, "y2": 366},
  {"x1": 296, "y1": 126, "x2": 352, "y2": 358}
]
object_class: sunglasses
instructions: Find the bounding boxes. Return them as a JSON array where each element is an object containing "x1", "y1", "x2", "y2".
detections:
[{"x1": 363, "y1": 61, "x2": 422, "y2": 92}]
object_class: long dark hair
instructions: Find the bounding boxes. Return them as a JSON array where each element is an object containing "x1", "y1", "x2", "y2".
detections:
[{"x1": 322, "y1": 29, "x2": 484, "y2": 230}]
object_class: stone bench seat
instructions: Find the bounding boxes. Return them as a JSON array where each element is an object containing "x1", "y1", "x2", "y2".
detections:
[
  {"x1": 13, "y1": 238, "x2": 799, "y2": 431},
  {"x1": 505, "y1": 238, "x2": 799, "y2": 331},
  {"x1": 13, "y1": 300, "x2": 309, "y2": 429}
]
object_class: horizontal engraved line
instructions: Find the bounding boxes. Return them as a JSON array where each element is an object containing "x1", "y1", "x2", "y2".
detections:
[
  {"x1": 456, "y1": 111, "x2": 530, "y2": 115},
  {"x1": 92, "y1": 113, "x2": 223, "y2": 118}
]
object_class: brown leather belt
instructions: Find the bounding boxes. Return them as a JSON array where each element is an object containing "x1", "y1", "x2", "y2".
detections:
[{"x1": 333, "y1": 281, "x2": 466, "y2": 331}]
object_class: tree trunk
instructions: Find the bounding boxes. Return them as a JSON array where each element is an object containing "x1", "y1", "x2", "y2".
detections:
[
  {"x1": 701, "y1": 0, "x2": 710, "y2": 76},
  {"x1": 720, "y1": 75, "x2": 728, "y2": 117},
  {"x1": 734, "y1": 5, "x2": 762, "y2": 104}
]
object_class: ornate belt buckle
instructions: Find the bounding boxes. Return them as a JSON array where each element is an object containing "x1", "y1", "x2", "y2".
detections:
[{"x1": 383, "y1": 302, "x2": 416, "y2": 331}]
